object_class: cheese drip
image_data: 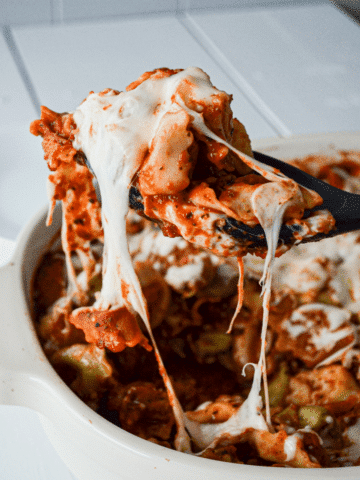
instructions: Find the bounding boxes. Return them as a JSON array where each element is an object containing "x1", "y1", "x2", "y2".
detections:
[
  {"x1": 177, "y1": 93, "x2": 301, "y2": 436},
  {"x1": 227, "y1": 257, "x2": 244, "y2": 334},
  {"x1": 72, "y1": 67, "x2": 308, "y2": 452},
  {"x1": 73, "y1": 80, "x2": 193, "y2": 451}
]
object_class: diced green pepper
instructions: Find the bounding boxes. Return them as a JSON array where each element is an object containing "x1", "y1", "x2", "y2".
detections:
[
  {"x1": 88, "y1": 272, "x2": 102, "y2": 295},
  {"x1": 298, "y1": 405, "x2": 330, "y2": 431},
  {"x1": 316, "y1": 291, "x2": 338, "y2": 306},
  {"x1": 276, "y1": 404, "x2": 299, "y2": 427},
  {"x1": 267, "y1": 363, "x2": 289, "y2": 407},
  {"x1": 53, "y1": 344, "x2": 112, "y2": 394},
  {"x1": 196, "y1": 332, "x2": 232, "y2": 357},
  {"x1": 244, "y1": 287, "x2": 262, "y2": 316}
]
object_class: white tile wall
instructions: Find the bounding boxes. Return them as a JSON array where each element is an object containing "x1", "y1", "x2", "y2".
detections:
[
  {"x1": 0, "y1": 3, "x2": 359, "y2": 479},
  {"x1": 0, "y1": 31, "x2": 37, "y2": 126},
  {"x1": 0, "y1": 0, "x2": 52, "y2": 26},
  {"x1": 58, "y1": 0, "x2": 177, "y2": 22},
  {"x1": 177, "y1": 0, "x2": 325, "y2": 12},
  {"x1": 0, "y1": 0, "x2": 179, "y2": 26},
  {"x1": 185, "y1": 3, "x2": 360, "y2": 135},
  {"x1": 0, "y1": 32, "x2": 48, "y2": 240},
  {"x1": 0, "y1": 124, "x2": 49, "y2": 239},
  {"x1": 0, "y1": 0, "x2": 342, "y2": 26},
  {"x1": 12, "y1": 15, "x2": 277, "y2": 139}
]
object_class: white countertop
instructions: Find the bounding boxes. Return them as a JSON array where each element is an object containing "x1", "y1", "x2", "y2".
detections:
[{"x1": 0, "y1": 2, "x2": 359, "y2": 478}]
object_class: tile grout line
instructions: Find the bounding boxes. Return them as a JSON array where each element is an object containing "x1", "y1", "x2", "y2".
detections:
[
  {"x1": 50, "y1": 0, "x2": 64, "y2": 24},
  {"x1": 2, "y1": 26, "x2": 41, "y2": 116},
  {"x1": 177, "y1": 11, "x2": 292, "y2": 138}
]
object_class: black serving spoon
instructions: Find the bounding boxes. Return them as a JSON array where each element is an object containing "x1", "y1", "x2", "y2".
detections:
[{"x1": 128, "y1": 150, "x2": 360, "y2": 248}]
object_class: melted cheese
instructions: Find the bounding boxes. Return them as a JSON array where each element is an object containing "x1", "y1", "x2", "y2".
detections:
[
  {"x1": 227, "y1": 257, "x2": 244, "y2": 334},
  {"x1": 283, "y1": 434, "x2": 301, "y2": 461},
  {"x1": 71, "y1": 67, "x2": 315, "y2": 452},
  {"x1": 185, "y1": 364, "x2": 268, "y2": 451}
]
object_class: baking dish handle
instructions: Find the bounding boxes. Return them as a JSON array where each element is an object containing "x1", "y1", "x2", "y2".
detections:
[{"x1": 0, "y1": 261, "x2": 50, "y2": 408}]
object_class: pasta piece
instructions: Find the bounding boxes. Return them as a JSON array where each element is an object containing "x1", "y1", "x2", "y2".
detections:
[{"x1": 30, "y1": 67, "x2": 335, "y2": 456}]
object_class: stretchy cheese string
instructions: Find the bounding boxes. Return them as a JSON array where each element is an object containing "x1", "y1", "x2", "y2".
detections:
[
  {"x1": 71, "y1": 68, "x2": 300, "y2": 451},
  {"x1": 73, "y1": 115, "x2": 192, "y2": 451},
  {"x1": 226, "y1": 256, "x2": 244, "y2": 334},
  {"x1": 177, "y1": 97, "x2": 297, "y2": 433}
]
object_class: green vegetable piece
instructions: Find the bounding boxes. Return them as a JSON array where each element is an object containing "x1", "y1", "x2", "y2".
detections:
[
  {"x1": 53, "y1": 344, "x2": 112, "y2": 394},
  {"x1": 88, "y1": 273, "x2": 102, "y2": 295},
  {"x1": 267, "y1": 363, "x2": 289, "y2": 407},
  {"x1": 277, "y1": 404, "x2": 299, "y2": 427},
  {"x1": 316, "y1": 291, "x2": 338, "y2": 306},
  {"x1": 196, "y1": 332, "x2": 232, "y2": 356},
  {"x1": 298, "y1": 405, "x2": 330, "y2": 431}
]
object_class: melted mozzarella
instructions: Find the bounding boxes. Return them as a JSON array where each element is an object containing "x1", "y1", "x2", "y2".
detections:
[
  {"x1": 186, "y1": 364, "x2": 268, "y2": 451},
  {"x1": 71, "y1": 67, "x2": 310, "y2": 452},
  {"x1": 227, "y1": 257, "x2": 245, "y2": 333},
  {"x1": 283, "y1": 434, "x2": 301, "y2": 461}
]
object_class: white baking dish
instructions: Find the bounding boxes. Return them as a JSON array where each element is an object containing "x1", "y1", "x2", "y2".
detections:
[{"x1": 1, "y1": 131, "x2": 360, "y2": 480}]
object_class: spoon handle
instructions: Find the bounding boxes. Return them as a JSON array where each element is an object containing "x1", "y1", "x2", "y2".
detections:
[{"x1": 253, "y1": 151, "x2": 360, "y2": 224}]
